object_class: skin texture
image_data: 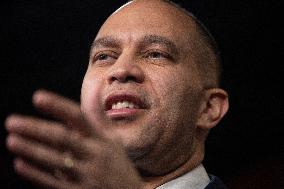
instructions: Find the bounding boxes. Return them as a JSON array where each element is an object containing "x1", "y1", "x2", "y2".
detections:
[
  {"x1": 5, "y1": 0, "x2": 229, "y2": 188},
  {"x1": 82, "y1": 0, "x2": 204, "y2": 175}
]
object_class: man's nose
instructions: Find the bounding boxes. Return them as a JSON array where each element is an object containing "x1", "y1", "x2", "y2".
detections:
[{"x1": 107, "y1": 54, "x2": 145, "y2": 84}]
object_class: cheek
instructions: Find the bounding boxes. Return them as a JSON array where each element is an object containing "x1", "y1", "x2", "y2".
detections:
[
  {"x1": 150, "y1": 68, "x2": 189, "y2": 105},
  {"x1": 81, "y1": 71, "x2": 103, "y2": 123},
  {"x1": 149, "y1": 67, "x2": 200, "y2": 123},
  {"x1": 150, "y1": 70, "x2": 177, "y2": 96}
]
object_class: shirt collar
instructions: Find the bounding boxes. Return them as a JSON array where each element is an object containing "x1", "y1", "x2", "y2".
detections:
[{"x1": 156, "y1": 164, "x2": 210, "y2": 189}]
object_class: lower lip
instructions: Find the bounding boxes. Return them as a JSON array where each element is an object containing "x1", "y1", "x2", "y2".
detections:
[{"x1": 106, "y1": 108, "x2": 142, "y2": 119}]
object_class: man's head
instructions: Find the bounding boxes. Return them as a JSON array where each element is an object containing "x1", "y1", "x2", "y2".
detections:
[{"x1": 81, "y1": 0, "x2": 228, "y2": 175}]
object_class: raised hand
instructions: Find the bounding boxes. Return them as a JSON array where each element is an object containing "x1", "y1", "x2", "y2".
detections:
[{"x1": 5, "y1": 90, "x2": 144, "y2": 189}]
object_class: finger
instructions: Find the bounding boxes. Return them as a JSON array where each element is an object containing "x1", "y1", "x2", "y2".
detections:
[
  {"x1": 5, "y1": 114, "x2": 88, "y2": 157},
  {"x1": 14, "y1": 158, "x2": 79, "y2": 189},
  {"x1": 32, "y1": 89, "x2": 94, "y2": 136},
  {"x1": 7, "y1": 134, "x2": 77, "y2": 171}
]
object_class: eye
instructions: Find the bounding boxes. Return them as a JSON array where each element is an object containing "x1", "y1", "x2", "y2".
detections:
[
  {"x1": 92, "y1": 51, "x2": 117, "y2": 64},
  {"x1": 144, "y1": 50, "x2": 171, "y2": 60},
  {"x1": 97, "y1": 54, "x2": 110, "y2": 61}
]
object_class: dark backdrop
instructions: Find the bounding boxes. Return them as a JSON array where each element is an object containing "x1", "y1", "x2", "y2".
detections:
[{"x1": 0, "y1": 0, "x2": 282, "y2": 188}]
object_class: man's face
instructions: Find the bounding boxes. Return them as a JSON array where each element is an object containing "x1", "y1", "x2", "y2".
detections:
[{"x1": 81, "y1": 0, "x2": 203, "y2": 170}]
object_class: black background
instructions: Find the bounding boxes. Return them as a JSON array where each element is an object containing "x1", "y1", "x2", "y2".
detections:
[{"x1": 0, "y1": 0, "x2": 282, "y2": 188}]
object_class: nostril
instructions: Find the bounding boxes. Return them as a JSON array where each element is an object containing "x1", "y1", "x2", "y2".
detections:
[
  {"x1": 125, "y1": 76, "x2": 138, "y2": 82},
  {"x1": 108, "y1": 65, "x2": 145, "y2": 84},
  {"x1": 110, "y1": 75, "x2": 138, "y2": 83},
  {"x1": 110, "y1": 76, "x2": 117, "y2": 82}
]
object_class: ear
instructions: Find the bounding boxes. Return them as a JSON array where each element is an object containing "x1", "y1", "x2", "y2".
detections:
[{"x1": 196, "y1": 88, "x2": 229, "y2": 130}]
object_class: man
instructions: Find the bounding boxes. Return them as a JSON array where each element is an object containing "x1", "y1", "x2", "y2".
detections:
[{"x1": 5, "y1": 0, "x2": 229, "y2": 188}]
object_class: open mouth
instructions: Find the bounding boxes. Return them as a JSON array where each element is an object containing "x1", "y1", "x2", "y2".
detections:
[
  {"x1": 111, "y1": 101, "x2": 139, "y2": 109},
  {"x1": 104, "y1": 94, "x2": 147, "y2": 119}
]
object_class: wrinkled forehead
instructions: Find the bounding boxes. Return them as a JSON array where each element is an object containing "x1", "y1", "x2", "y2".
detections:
[{"x1": 95, "y1": 0, "x2": 198, "y2": 47}]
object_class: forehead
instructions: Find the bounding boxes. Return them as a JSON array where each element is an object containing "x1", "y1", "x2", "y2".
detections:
[{"x1": 95, "y1": 0, "x2": 197, "y2": 47}]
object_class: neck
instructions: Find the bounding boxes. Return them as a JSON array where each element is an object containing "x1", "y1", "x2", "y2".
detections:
[{"x1": 141, "y1": 143, "x2": 204, "y2": 189}]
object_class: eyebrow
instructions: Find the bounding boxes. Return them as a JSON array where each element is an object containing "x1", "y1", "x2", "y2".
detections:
[
  {"x1": 139, "y1": 35, "x2": 179, "y2": 56},
  {"x1": 90, "y1": 35, "x2": 179, "y2": 56},
  {"x1": 90, "y1": 36, "x2": 120, "y2": 52}
]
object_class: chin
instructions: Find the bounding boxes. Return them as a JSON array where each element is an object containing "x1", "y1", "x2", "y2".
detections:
[{"x1": 112, "y1": 124, "x2": 159, "y2": 161}]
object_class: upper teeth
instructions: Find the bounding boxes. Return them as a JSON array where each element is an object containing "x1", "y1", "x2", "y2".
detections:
[{"x1": 111, "y1": 101, "x2": 137, "y2": 109}]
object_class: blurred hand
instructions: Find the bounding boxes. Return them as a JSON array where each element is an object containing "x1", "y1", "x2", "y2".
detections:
[{"x1": 5, "y1": 90, "x2": 144, "y2": 189}]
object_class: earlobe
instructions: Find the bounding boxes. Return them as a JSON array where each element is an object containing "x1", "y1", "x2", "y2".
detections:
[{"x1": 196, "y1": 88, "x2": 229, "y2": 130}]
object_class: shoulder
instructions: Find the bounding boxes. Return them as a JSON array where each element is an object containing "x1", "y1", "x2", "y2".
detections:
[{"x1": 204, "y1": 175, "x2": 228, "y2": 189}]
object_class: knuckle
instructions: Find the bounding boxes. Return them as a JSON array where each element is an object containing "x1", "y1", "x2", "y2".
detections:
[
  {"x1": 69, "y1": 130, "x2": 81, "y2": 143},
  {"x1": 59, "y1": 126, "x2": 71, "y2": 146}
]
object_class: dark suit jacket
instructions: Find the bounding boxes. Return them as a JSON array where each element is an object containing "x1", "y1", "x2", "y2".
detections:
[{"x1": 204, "y1": 175, "x2": 227, "y2": 189}]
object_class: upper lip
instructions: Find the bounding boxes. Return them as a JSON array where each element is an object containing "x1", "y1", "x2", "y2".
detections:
[{"x1": 104, "y1": 93, "x2": 148, "y2": 111}]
